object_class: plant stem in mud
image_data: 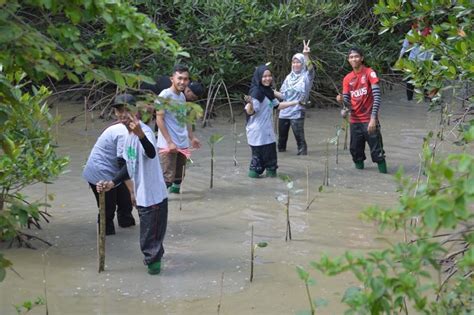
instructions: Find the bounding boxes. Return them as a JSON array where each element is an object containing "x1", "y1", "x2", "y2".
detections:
[
  {"x1": 336, "y1": 131, "x2": 339, "y2": 165},
  {"x1": 217, "y1": 271, "x2": 224, "y2": 314},
  {"x1": 98, "y1": 192, "x2": 106, "y2": 273},
  {"x1": 210, "y1": 146, "x2": 214, "y2": 189},
  {"x1": 233, "y1": 122, "x2": 238, "y2": 166},
  {"x1": 285, "y1": 189, "x2": 292, "y2": 241},
  {"x1": 323, "y1": 140, "x2": 329, "y2": 186},
  {"x1": 55, "y1": 105, "x2": 59, "y2": 145},
  {"x1": 343, "y1": 117, "x2": 348, "y2": 150},
  {"x1": 84, "y1": 97, "x2": 88, "y2": 131},
  {"x1": 305, "y1": 281, "x2": 315, "y2": 315},
  {"x1": 306, "y1": 165, "x2": 309, "y2": 206},
  {"x1": 179, "y1": 165, "x2": 185, "y2": 211},
  {"x1": 250, "y1": 225, "x2": 254, "y2": 282}
]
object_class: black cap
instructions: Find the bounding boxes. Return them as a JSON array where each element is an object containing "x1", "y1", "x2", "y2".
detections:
[
  {"x1": 188, "y1": 82, "x2": 205, "y2": 97},
  {"x1": 112, "y1": 93, "x2": 136, "y2": 107}
]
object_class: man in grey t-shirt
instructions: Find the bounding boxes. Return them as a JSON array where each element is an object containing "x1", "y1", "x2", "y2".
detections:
[
  {"x1": 83, "y1": 121, "x2": 135, "y2": 235},
  {"x1": 156, "y1": 64, "x2": 201, "y2": 193}
]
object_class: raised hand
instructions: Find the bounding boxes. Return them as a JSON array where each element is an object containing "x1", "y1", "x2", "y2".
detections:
[
  {"x1": 303, "y1": 40, "x2": 311, "y2": 54},
  {"x1": 127, "y1": 113, "x2": 145, "y2": 139}
]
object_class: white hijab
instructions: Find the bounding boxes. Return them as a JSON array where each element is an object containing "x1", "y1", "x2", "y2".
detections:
[{"x1": 281, "y1": 53, "x2": 308, "y2": 95}]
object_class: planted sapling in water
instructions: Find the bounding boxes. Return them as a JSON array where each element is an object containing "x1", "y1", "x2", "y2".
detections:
[
  {"x1": 207, "y1": 133, "x2": 224, "y2": 189},
  {"x1": 250, "y1": 225, "x2": 268, "y2": 282}
]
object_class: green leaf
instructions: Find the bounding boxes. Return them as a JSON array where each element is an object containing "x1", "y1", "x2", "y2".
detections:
[
  {"x1": 296, "y1": 265, "x2": 309, "y2": 281},
  {"x1": 314, "y1": 298, "x2": 328, "y2": 307},
  {"x1": 423, "y1": 207, "x2": 438, "y2": 229},
  {"x1": 257, "y1": 242, "x2": 267, "y2": 248},
  {"x1": 342, "y1": 286, "x2": 361, "y2": 303}
]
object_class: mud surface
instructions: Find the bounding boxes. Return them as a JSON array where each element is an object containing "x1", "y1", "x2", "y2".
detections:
[{"x1": 0, "y1": 87, "x2": 448, "y2": 314}]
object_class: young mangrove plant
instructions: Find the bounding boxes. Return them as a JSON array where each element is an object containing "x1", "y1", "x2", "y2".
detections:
[
  {"x1": 323, "y1": 139, "x2": 330, "y2": 186},
  {"x1": 249, "y1": 225, "x2": 268, "y2": 282},
  {"x1": 207, "y1": 133, "x2": 224, "y2": 189},
  {"x1": 329, "y1": 125, "x2": 343, "y2": 165},
  {"x1": 296, "y1": 265, "x2": 328, "y2": 315},
  {"x1": 279, "y1": 174, "x2": 294, "y2": 241}
]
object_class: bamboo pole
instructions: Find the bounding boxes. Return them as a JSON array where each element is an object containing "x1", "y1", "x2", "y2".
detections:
[{"x1": 98, "y1": 192, "x2": 106, "y2": 273}]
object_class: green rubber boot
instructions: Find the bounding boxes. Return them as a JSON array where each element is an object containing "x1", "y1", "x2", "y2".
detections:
[
  {"x1": 147, "y1": 261, "x2": 161, "y2": 275},
  {"x1": 169, "y1": 183, "x2": 180, "y2": 194},
  {"x1": 377, "y1": 160, "x2": 387, "y2": 174},
  {"x1": 248, "y1": 170, "x2": 260, "y2": 178},
  {"x1": 266, "y1": 169, "x2": 277, "y2": 178},
  {"x1": 354, "y1": 161, "x2": 364, "y2": 170}
]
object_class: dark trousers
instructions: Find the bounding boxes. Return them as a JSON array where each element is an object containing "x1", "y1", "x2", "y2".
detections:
[
  {"x1": 89, "y1": 183, "x2": 133, "y2": 227},
  {"x1": 249, "y1": 142, "x2": 278, "y2": 175},
  {"x1": 406, "y1": 81, "x2": 415, "y2": 101},
  {"x1": 137, "y1": 198, "x2": 168, "y2": 265},
  {"x1": 350, "y1": 122, "x2": 385, "y2": 163},
  {"x1": 278, "y1": 117, "x2": 307, "y2": 155}
]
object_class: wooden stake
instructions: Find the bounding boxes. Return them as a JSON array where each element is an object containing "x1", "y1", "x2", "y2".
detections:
[
  {"x1": 250, "y1": 225, "x2": 254, "y2": 282},
  {"x1": 44, "y1": 184, "x2": 48, "y2": 213},
  {"x1": 98, "y1": 192, "x2": 106, "y2": 273}
]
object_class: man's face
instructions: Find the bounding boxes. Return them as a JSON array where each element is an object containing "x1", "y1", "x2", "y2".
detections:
[
  {"x1": 170, "y1": 71, "x2": 190, "y2": 93},
  {"x1": 114, "y1": 105, "x2": 132, "y2": 129},
  {"x1": 348, "y1": 52, "x2": 363, "y2": 69},
  {"x1": 184, "y1": 87, "x2": 198, "y2": 101}
]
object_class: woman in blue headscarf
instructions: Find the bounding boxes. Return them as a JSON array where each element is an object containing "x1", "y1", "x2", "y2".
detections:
[
  {"x1": 245, "y1": 65, "x2": 301, "y2": 178},
  {"x1": 276, "y1": 40, "x2": 315, "y2": 155}
]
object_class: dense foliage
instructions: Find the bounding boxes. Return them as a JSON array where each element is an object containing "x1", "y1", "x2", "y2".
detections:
[
  {"x1": 0, "y1": 0, "x2": 186, "y2": 281},
  {"x1": 297, "y1": 1, "x2": 473, "y2": 314}
]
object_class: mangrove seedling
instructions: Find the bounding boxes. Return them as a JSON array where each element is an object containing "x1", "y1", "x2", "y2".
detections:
[
  {"x1": 208, "y1": 133, "x2": 224, "y2": 189},
  {"x1": 279, "y1": 174, "x2": 294, "y2": 241},
  {"x1": 296, "y1": 265, "x2": 328, "y2": 315},
  {"x1": 329, "y1": 125, "x2": 343, "y2": 165},
  {"x1": 250, "y1": 225, "x2": 268, "y2": 282},
  {"x1": 323, "y1": 139, "x2": 330, "y2": 186}
]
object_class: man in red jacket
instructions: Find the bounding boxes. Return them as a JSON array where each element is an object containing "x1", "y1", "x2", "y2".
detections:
[{"x1": 337, "y1": 47, "x2": 387, "y2": 173}]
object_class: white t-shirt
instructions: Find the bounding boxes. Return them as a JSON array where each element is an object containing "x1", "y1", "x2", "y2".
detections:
[
  {"x1": 82, "y1": 123, "x2": 127, "y2": 184},
  {"x1": 157, "y1": 88, "x2": 189, "y2": 149},
  {"x1": 123, "y1": 122, "x2": 168, "y2": 207},
  {"x1": 246, "y1": 97, "x2": 277, "y2": 146}
]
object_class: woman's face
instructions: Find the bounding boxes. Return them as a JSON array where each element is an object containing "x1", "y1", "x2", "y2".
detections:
[
  {"x1": 261, "y1": 70, "x2": 273, "y2": 87},
  {"x1": 292, "y1": 58, "x2": 303, "y2": 73}
]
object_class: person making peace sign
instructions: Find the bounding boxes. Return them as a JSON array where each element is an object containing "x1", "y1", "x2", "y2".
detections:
[{"x1": 274, "y1": 40, "x2": 315, "y2": 156}]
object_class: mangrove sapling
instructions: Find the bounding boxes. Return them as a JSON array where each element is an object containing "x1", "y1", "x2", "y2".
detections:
[
  {"x1": 249, "y1": 225, "x2": 268, "y2": 283},
  {"x1": 296, "y1": 265, "x2": 316, "y2": 315},
  {"x1": 179, "y1": 164, "x2": 186, "y2": 211},
  {"x1": 208, "y1": 133, "x2": 224, "y2": 189},
  {"x1": 323, "y1": 140, "x2": 330, "y2": 186},
  {"x1": 98, "y1": 192, "x2": 106, "y2": 273},
  {"x1": 343, "y1": 116, "x2": 349, "y2": 150},
  {"x1": 279, "y1": 175, "x2": 294, "y2": 241},
  {"x1": 232, "y1": 121, "x2": 238, "y2": 166},
  {"x1": 329, "y1": 126, "x2": 342, "y2": 165}
]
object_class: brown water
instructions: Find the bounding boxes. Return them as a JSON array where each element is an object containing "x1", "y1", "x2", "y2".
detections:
[{"x1": 0, "y1": 87, "x2": 448, "y2": 314}]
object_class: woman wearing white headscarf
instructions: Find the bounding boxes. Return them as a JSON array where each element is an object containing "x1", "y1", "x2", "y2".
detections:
[{"x1": 276, "y1": 40, "x2": 315, "y2": 155}]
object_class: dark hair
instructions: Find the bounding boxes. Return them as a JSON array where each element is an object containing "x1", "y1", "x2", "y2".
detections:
[
  {"x1": 348, "y1": 47, "x2": 364, "y2": 57},
  {"x1": 188, "y1": 81, "x2": 205, "y2": 97},
  {"x1": 173, "y1": 64, "x2": 189, "y2": 74}
]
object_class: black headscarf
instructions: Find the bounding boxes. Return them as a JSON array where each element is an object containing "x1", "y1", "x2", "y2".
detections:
[{"x1": 249, "y1": 65, "x2": 275, "y2": 103}]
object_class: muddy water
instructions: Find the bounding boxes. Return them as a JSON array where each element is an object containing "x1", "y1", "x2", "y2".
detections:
[{"x1": 1, "y1": 87, "x2": 442, "y2": 314}]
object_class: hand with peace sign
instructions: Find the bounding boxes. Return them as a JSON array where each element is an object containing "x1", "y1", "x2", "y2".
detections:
[
  {"x1": 302, "y1": 40, "x2": 311, "y2": 55},
  {"x1": 127, "y1": 112, "x2": 146, "y2": 139}
]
